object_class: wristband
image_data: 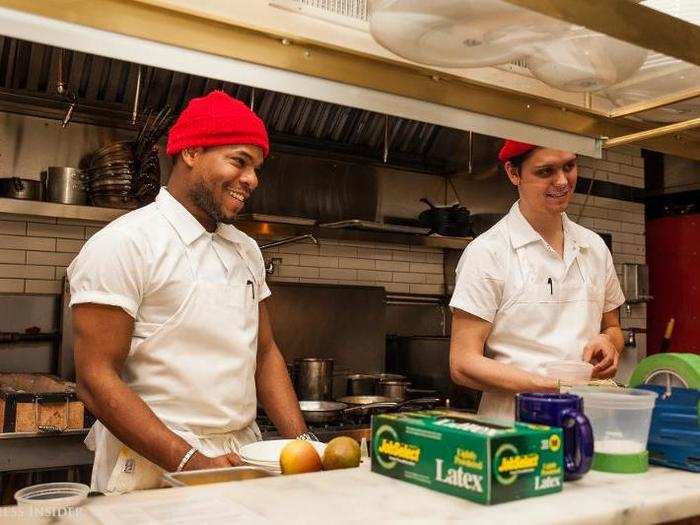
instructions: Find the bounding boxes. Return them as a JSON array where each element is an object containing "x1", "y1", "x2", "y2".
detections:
[
  {"x1": 176, "y1": 447, "x2": 198, "y2": 472},
  {"x1": 296, "y1": 431, "x2": 320, "y2": 442}
]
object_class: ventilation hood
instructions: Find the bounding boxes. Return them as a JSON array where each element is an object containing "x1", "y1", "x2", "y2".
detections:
[{"x1": 0, "y1": 35, "x2": 498, "y2": 176}]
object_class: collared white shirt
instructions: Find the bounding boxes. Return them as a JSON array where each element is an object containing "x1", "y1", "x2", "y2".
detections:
[
  {"x1": 68, "y1": 188, "x2": 271, "y2": 341},
  {"x1": 450, "y1": 201, "x2": 624, "y2": 322}
]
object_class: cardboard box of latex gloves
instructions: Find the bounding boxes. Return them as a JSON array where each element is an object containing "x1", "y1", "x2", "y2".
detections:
[{"x1": 371, "y1": 410, "x2": 564, "y2": 505}]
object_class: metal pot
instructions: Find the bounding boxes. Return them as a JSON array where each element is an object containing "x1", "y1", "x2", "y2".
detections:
[
  {"x1": 0, "y1": 177, "x2": 44, "y2": 200},
  {"x1": 377, "y1": 380, "x2": 411, "y2": 400},
  {"x1": 46, "y1": 167, "x2": 87, "y2": 205},
  {"x1": 293, "y1": 358, "x2": 334, "y2": 401},
  {"x1": 345, "y1": 374, "x2": 377, "y2": 396}
]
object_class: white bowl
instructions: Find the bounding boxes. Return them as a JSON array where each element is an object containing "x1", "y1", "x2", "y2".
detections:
[
  {"x1": 14, "y1": 482, "x2": 89, "y2": 516},
  {"x1": 240, "y1": 439, "x2": 326, "y2": 464}
]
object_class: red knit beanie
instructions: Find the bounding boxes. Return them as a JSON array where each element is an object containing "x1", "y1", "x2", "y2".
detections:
[
  {"x1": 498, "y1": 139, "x2": 537, "y2": 163},
  {"x1": 166, "y1": 91, "x2": 269, "y2": 157}
]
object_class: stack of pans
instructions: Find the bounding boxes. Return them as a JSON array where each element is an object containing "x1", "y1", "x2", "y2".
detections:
[
  {"x1": 86, "y1": 106, "x2": 171, "y2": 209},
  {"x1": 87, "y1": 141, "x2": 160, "y2": 209}
]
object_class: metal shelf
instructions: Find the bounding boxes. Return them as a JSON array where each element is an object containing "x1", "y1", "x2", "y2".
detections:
[
  {"x1": 0, "y1": 197, "x2": 126, "y2": 222},
  {"x1": 0, "y1": 198, "x2": 471, "y2": 249}
]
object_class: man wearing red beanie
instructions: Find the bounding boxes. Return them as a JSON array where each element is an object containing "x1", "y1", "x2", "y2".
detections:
[
  {"x1": 449, "y1": 140, "x2": 625, "y2": 420},
  {"x1": 67, "y1": 91, "x2": 310, "y2": 493}
]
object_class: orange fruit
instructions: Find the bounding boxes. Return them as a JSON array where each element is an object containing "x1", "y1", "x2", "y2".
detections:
[{"x1": 279, "y1": 440, "x2": 322, "y2": 475}]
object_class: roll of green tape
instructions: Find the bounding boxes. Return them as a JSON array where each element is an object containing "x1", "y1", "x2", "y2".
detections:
[{"x1": 629, "y1": 353, "x2": 700, "y2": 389}]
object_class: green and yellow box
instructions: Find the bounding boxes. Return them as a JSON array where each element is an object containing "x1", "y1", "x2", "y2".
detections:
[{"x1": 371, "y1": 410, "x2": 564, "y2": 505}]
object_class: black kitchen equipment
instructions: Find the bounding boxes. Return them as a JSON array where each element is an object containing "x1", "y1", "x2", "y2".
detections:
[
  {"x1": 418, "y1": 198, "x2": 472, "y2": 237},
  {"x1": 0, "y1": 177, "x2": 44, "y2": 201}
]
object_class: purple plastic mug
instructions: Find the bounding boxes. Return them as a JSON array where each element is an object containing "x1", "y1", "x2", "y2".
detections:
[{"x1": 516, "y1": 393, "x2": 594, "y2": 481}]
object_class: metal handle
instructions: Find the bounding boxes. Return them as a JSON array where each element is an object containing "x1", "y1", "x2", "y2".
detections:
[
  {"x1": 34, "y1": 396, "x2": 70, "y2": 433},
  {"x1": 62, "y1": 100, "x2": 76, "y2": 128},
  {"x1": 396, "y1": 397, "x2": 441, "y2": 409},
  {"x1": 343, "y1": 402, "x2": 398, "y2": 414}
]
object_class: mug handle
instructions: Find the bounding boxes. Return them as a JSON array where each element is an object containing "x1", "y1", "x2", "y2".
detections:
[{"x1": 561, "y1": 409, "x2": 594, "y2": 479}]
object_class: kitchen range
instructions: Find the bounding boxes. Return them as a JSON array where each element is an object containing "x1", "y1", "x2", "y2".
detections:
[{"x1": 1, "y1": 1, "x2": 700, "y2": 523}]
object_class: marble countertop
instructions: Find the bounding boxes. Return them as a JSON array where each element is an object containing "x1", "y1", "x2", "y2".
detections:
[{"x1": 4, "y1": 462, "x2": 699, "y2": 525}]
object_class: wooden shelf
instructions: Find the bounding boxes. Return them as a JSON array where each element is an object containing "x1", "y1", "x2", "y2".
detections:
[{"x1": 0, "y1": 198, "x2": 471, "y2": 249}]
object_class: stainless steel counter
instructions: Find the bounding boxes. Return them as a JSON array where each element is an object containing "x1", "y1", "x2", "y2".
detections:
[{"x1": 0, "y1": 429, "x2": 93, "y2": 473}]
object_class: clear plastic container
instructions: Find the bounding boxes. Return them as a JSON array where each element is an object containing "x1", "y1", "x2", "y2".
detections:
[
  {"x1": 14, "y1": 482, "x2": 89, "y2": 515},
  {"x1": 544, "y1": 360, "x2": 594, "y2": 382},
  {"x1": 570, "y1": 387, "x2": 658, "y2": 454}
]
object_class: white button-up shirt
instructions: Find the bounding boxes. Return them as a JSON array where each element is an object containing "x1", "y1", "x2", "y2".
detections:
[
  {"x1": 67, "y1": 188, "x2": 271, "y2": 342},
  {"x1": 450, "y1": 202, "x2": 624, "y2": 323}
]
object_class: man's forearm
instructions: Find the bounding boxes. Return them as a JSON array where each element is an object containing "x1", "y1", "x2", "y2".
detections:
[
  {"x1": 255, "y1": 343, "x2": 307, "y2": 438},
  {"x1": 78, "y1": 370, "x2": 193, "y2": 472},
  {"x1": 451, "y1": 354, "x2": 558, "y2": 395}
]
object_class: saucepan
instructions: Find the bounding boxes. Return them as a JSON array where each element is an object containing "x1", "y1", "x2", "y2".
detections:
[
  {"x1": 345, "y1": 373, "x2": 408, "y2": 397},
  {"x1": 0, "y1": 177, "x2": 44, "y2": 200},
  {"x1": 345, "y1": 374, "x2": 379, "y2": 396},
  {"x1": 376, "y1": 379, "x2": 439, "y2": 402}
]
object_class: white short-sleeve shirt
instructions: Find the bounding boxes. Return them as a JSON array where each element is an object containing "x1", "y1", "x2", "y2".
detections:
[
  {"x1": 67, "y1": 188, "x2": 271, "y2": 341},
  {"x1": 450, "y1": 202, "x2": 625, "y2": 322}
]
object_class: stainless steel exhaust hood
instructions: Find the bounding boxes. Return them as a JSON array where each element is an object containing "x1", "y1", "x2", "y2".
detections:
[{"x1": 0, "y1": 35, "x2": 498, "y2": 176}]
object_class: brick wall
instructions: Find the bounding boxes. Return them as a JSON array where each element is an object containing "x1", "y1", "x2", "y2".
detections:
[
  {"x1": 264, "y1": 240, "x2": 444, "y2": 295},
  {"x1": 0, "y1": 215, "x2": 445, "y2": 296},
  {"x1": 0, "y1": 216, "x2": 102, "y2": 294}
]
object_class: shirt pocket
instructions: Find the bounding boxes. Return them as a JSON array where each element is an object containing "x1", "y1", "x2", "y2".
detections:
[{"x1": 512, "y1": 270, "x2": 560, "y2": 305}]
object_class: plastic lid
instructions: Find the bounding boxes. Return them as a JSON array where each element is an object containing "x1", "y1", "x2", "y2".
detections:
[
  {"x1": 545, "y1": 360, "x2": 593, "y2": 370},
  {"x1": 15, "y1": 482, "x2": 89, "y2": 514},
  {"x1": 545, "y1": 360, "x2": 593, "y2": 375},
  {"x1": 570, "y1": 386, "x2": 658, "y2": 409}
]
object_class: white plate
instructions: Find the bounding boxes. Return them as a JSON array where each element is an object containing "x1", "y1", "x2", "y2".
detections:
[{"x1": 240, "y1": 439, "x2": 326, "y2": 464}]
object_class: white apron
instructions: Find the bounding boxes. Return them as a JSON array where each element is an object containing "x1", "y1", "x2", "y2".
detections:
[
  {"x1": 86, "y1": 232, "x2": 262, "y2": 494},
  {"x1": 478, "y1": 238, "x2": 604, "y2": 420}
]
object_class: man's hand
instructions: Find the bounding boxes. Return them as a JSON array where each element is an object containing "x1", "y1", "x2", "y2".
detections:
[
  {"x1": 583, "y1": 334, "x2": 619, "y2": 379},
  {"x1": 184, "y1": 451, "x2": 244, "y2": 471}
]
